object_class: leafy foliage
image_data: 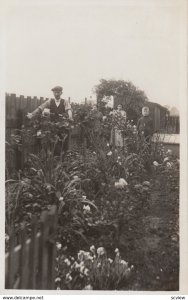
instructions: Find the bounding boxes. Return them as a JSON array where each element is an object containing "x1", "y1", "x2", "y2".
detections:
[
  {"x1": 94, "y1": 79, "x2": 148, "y2": 120},
  {"x1": 5, "y1": 102, "x2": 179, "y2": 290}
]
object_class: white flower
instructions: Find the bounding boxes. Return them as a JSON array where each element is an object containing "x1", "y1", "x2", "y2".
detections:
[
  {"x1": 77, "y1": 251, "x2": 90, "y2": 261},
  {"x1": 119, "y1": 178, "x2": 128, "y2": 186},
  {"x1": 166, "y1": 162, "x2": 172, "y2": 168},
  {"x1": 97, "y1": 262, "x2": 101, "y2": 268},
  {"x1": 117, "y1": 156, "x2": 121, "y2": 160},
  {"x1": 90, "y1": 245, "x2": 95, "y2": 253},
  {"x1": 115, "y1": 182, "x2": 121, "y2": 188},
  {"x1": 78, "y1": 250, "x2": 85, "y2": 261},
  {"x1": 93, "y1": 152, "x2": 96, "y2": 155},
  {"x1": 59, "y1": 196, "x2": 64, "y2": 201},
  {"x1": 97, "y1": 247, "x2": 105, "y2": 256},
  {"x1": 83, "y1": 284, "x2": 93, "y2": 290},
  {"x1": 84, "y1": 252, "x2": 90, "y2": 259},
  {"x1": 55, "y1": 277, "x2": 61, "y2": 282},
  {"x1": 89, "y1": 256, "x2": 94, "y2": 262},
  {"x1": 64, "y1": 258, "x2": 71, "y2": 266},
  {"x1": 84, "y1": 268, "x2": 89, "y2": 276},
  {"x1": 42, "y1": 108, "x2": 50, "y2": 116},
  {"x1": 107, "y1": 151, "x2": 112, "y2": 156},
  {"x1": 108, "y1": 258, "x2": 113, "y2": 264},
  {"x1": 121, "y1": 260, "x2": 128, "y2": 266},
  {"x1": 133, "y1": 125, "x2": 136, "y2": 129},
  {"x1": 73, "y1": 175, "x2": 79, "y2": 179},
  {"x1": 107, "y1": 143, "x2": 110, "y2": 147},
  {"x1": 74, "y1": 262, "x2": 80, "y2": 269},
  {"x1": 56, "y1": 242, "x2": 62, "y2": 250},
  {"x1": 115, "y1": 178, "x2": 128, "y2": 188},
  {"x1": 153, "y1": 161, "x2": 159, "y2": 167},
  {"x1": 163, "y1": 157, "x2": 169, "y2": 162},
  {"x1": 83, "y1": 205, "x2": 90, "y2": 212},
  {"x1": 80, "y1": 261, "x2": 85, "y2": 267},
  {"x1": 80, "y1": 266, "x2": 85, "y2": 273},
  {"x1": 82, "y1": 195, "x2": 87, "y2": 200},
  {"x1": 103, "y1": 116, "x2": 107, "y2": 121},
  {"x1": 167, "y1": 149, "x2": 172, "y2": 155},
  {"x1": 115, "y1": 248, "x2": 119, "y2": 253},
  {"x1": 46, "y1": 184, "x2": 51, "y2": 191},
  {"x1": 37, "y1": 130, "x2": 42, "y2": 136},
  {"x1": 65, "y1": 273, "x2": 72, "y2": 281}
]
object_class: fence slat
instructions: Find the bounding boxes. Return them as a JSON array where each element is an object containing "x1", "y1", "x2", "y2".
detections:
[
  {"x1": 19, "y1": 227, "x2": 27, "y2": 288},
  {"x1": 47, "y1": 206, "x2": 57, "y2": 289},
  {"x1": 37, "y1": 210, "x2": 49, "y2": 289},
  {"x1": 6, "y1": 228, "x2": 15, "y2": 288},
  {"x1": 28, "y1": 216, "x2": 38, "y2": 289}
]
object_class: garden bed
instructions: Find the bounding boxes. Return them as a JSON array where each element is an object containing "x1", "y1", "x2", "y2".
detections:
[{"x1": 5, "y1": 111, "x2": 179, "y2": 290}]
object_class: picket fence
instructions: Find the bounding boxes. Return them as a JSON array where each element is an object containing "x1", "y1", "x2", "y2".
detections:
[{"x1": 5, "y1": 206, "x2": 57, "y2": 290}]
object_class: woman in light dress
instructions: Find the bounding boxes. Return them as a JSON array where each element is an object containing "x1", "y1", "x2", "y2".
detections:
[{"x1": 110, "y1": 104, "x2": 127, "y2": 148}]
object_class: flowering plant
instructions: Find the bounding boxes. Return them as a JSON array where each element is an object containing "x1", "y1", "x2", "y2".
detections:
[{"x1": 55, "y1": 245, "x2": 133, "y2": 290}]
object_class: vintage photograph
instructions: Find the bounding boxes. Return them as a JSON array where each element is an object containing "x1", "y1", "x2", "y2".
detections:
[{"x1": 3, "y1": 0, "x2": 186, "y2": 292}]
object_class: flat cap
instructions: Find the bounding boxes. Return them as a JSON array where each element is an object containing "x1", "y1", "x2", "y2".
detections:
[{"x1": 51, "y1": 86, "x2": 63, "y2": 92}]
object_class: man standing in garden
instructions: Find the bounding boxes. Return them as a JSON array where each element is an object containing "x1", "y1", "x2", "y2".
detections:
[
  {"x1": 27, "y1": 86, "x2": 73, "y2": 156},
  {"x1": 27, "y1": 86, "x2": 72, "y2": 121}
]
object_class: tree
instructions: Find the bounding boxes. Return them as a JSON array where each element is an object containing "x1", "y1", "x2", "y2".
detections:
[{"x1": 94, "y1": 79, "x2": 148, "y2": 121}]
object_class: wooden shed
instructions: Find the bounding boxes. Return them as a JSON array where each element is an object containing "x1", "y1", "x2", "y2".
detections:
[{"x1": 147, "y1": 102, "x2": 169, "y2": 132}]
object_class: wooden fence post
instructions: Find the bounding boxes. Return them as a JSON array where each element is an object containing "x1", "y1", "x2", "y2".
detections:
[
  {"x1": 6, "y1": 227, "x2": 15, "y2": 289},
  {"x1": 46, "y1": 206, "x2": 57, "y2": 289},
  {"x1": 20, "y1": 227, "x2": 30, "y2": 289},
  {"x1": 28, "y1": 215, "x2": 38, "y2": 289}
]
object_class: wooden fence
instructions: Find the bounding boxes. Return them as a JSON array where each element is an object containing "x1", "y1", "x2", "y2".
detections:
[
  {"x1": 6, "y1": 93, "x2": 47, "y2": 129},
  {"x1": 165, "y1": 115, "x2": 179, "y2": 134},
  {"x1": 5, "y1": 205, "x2": 57, "y2": 290},
  {"x1": 6, "y1": 93, "x2": 81, "y2": 171}
]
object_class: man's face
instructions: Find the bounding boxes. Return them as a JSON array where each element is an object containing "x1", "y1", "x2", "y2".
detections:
[{"x1": 53, "y1": 90, "x2": 62, "y2": 100}]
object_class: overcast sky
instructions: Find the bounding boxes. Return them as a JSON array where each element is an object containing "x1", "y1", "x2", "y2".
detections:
[{"x1": 2, "y1": 0, "x2": 186, "y2": 108}]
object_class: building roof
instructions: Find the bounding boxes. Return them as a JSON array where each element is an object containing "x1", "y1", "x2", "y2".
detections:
[{"x1": 147, "y1": 101, "x2": 169, "y2": 112}]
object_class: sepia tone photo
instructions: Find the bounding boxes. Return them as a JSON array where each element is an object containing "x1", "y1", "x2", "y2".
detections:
[{"x1": 2, "y1": 0, "x2": 187, "y2": 293}]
